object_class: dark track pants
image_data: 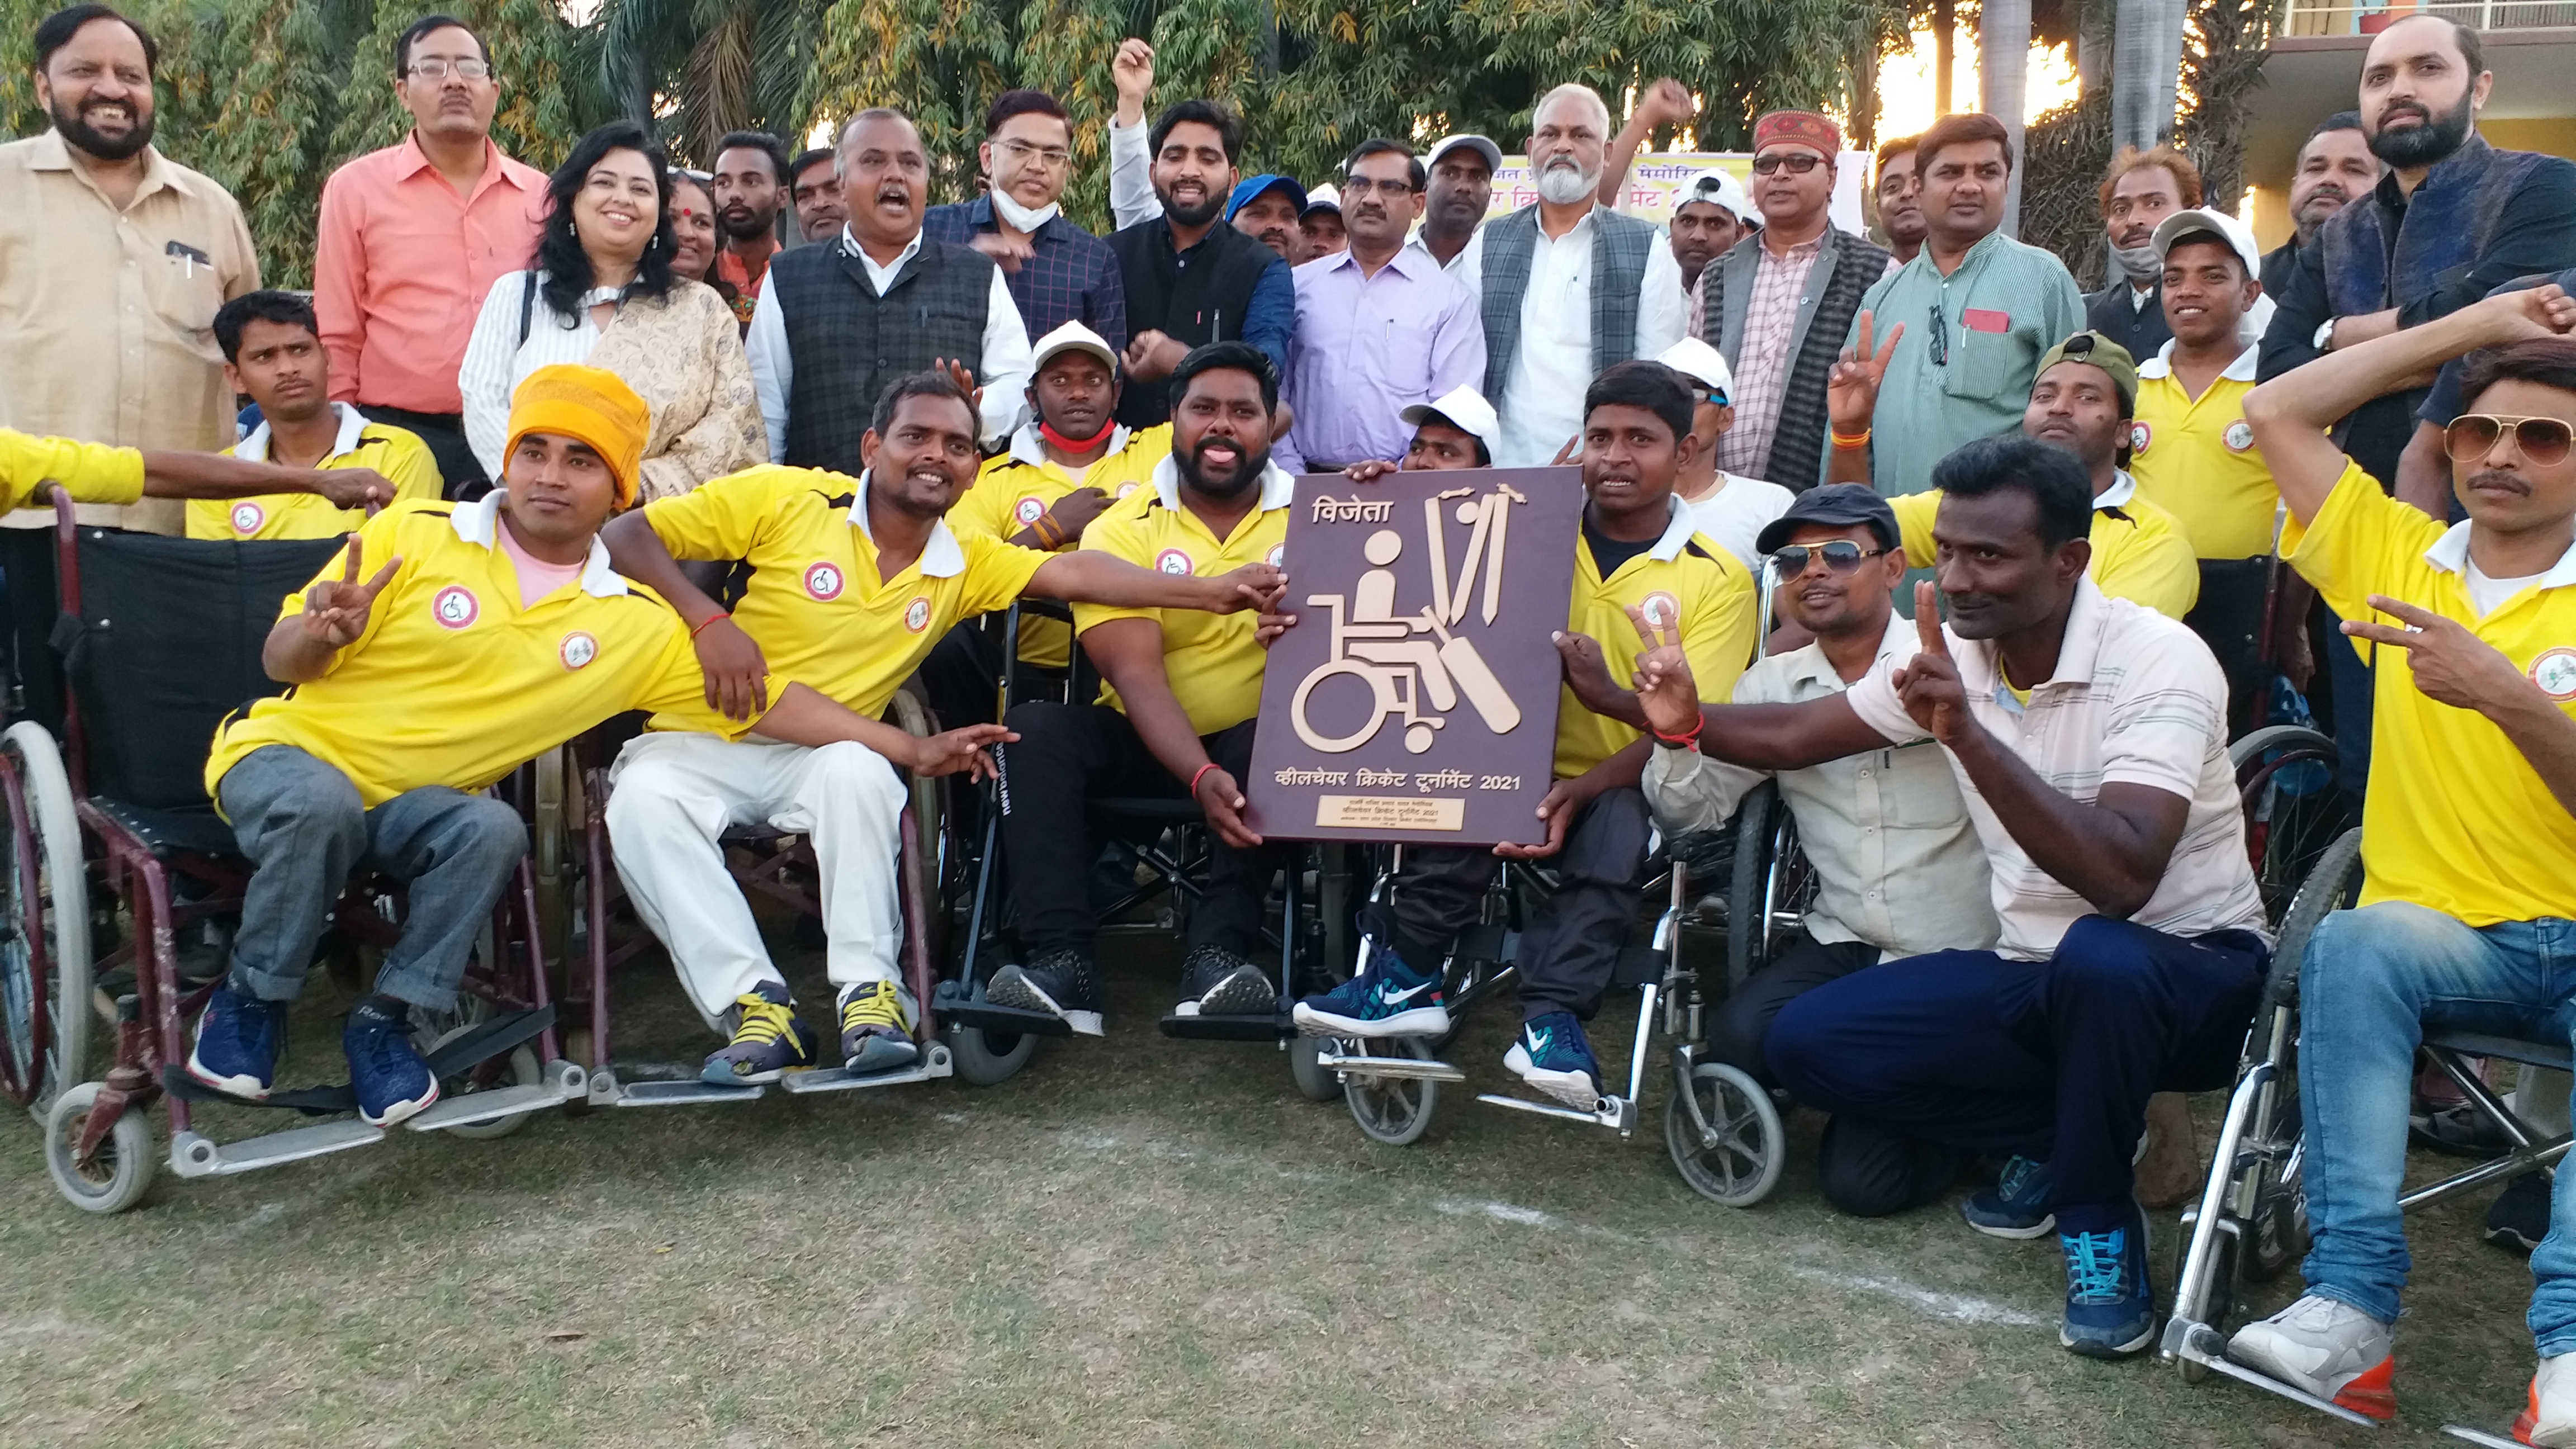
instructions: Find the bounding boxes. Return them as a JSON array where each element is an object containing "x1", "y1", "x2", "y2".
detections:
[{"x1": 1710, "y1": 933, "x2": 1881, "y2": 1087}]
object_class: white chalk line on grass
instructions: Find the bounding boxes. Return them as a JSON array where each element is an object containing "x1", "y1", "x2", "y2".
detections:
[{"x1": 1783, "y1": 1264, "x2": 2046, "y2": 1328}]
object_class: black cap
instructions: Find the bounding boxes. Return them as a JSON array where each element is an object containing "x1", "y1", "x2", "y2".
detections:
[{"x1": 1755, "y1": 482, "x2": 1901, "y2": 556}]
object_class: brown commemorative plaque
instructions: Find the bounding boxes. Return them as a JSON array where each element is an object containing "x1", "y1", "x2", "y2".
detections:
[{"x1": 1246, "y1": 468, "x2": 1581, "y2": 846}]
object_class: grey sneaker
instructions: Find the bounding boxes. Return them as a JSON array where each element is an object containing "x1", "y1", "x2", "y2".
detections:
[
  {"x1": 987, "y1": 948, "x2": 1105, "y2": 1036},
  {"x1": 1177, "y1": 945, "x2": 1275, "y2": 1017},
  {"x1": 2224, "y1": 1293, "x2": 2396, "y2": 1421}
]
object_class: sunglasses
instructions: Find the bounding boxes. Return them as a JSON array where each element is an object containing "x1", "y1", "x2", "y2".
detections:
[
  {"x1": 1771, "y1": 541, "x2": 1888, "y2": 576},
  {"x1": 1751, "y1": 153, "x2": 1825, "y2": 176},
  {"x1": 2445, "y1": 413, "x2": 2575, "y2": 466}
]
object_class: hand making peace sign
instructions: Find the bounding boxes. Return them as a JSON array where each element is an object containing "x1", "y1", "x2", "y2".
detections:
[
  {"x1": 1891, "y1": 580, "x2": 1972, "y2": 744},
  {"x1": 299, "y1": 535, "x2": 402, "y2": 650}
]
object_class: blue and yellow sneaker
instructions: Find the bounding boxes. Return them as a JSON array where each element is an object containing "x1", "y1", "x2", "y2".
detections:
[
  {"x1": 185, "y1": 982, "x2": 285, "y2": 1098},
  {"x1": 1963, "y1": 1154, "x2": 2058, "y2": 1239},
  {"x1": 1503, "y1": 1011, "x2": 1603, "y2": 1109},
  {"x1": 1292, "y1": 941, "x2": 1450, "y2": 1038},
  {"x1": 2058, "y1": 1200, "x2": 2156, "y2": 1358},
  {"x1": 345, "y1": 996, "x2": 439, "y2": 1127},
  {"x1": 699, "y1": 981, "x2": 815, "y2": 1086},
  {"x1": 838, "y1": 980, "x2": 920, "y2": 1074}
]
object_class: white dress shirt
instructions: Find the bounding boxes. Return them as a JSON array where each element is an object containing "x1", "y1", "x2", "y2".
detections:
[
  {"x1": 1453, "y1": 207, "x2": 1687, "y2": 467},
  {"x1": 457, "y1": 269, "x2": 622, "y2": 480},
  {"x1": 744, "y1": 225, "x2": 1033, "y2": 461}
]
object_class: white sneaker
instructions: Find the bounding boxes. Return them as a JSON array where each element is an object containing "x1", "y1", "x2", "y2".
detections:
[
  {"x1": 2517, "y1": 1353, "x2": 2576, "y2": 1447},
  {"x1": 2225, "y1": 1293, "x2": 2396, "y2": 1420}
]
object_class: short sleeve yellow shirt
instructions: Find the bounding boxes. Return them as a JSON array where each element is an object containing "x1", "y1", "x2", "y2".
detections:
[
  {"x1": 1556, "y1": 504, "x2": 1758, "y2": 779},
  {"x1": 190, "y1": 409, "x2": 444, "y2": 541},
  {"x1": 2130, "y1": 347, "x2": 2282, "y2": 561},
  {"x1": 2281, "y1": 461, "x2": 2576, "y2": 927},
  {"x1": 951, "y1": 424, "x2": 1174, "y2": 669},
  {"x1": 1893, "y1": 476, "x2": 2201, "y2": 620},
  {"x1": 1074, "y1": 459, "x2": 1291, "y2": 736}
]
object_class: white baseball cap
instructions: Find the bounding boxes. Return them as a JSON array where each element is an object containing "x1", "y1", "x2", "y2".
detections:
[
  {"x1": 1301, "y1": 183, "x2": 1342, "y2": 217},
  {"x1": 2151, "y1": 207, "x2": 2263, "y2": 279},
  {"x1": 1658, "y1": 337, "x2": 1736, "y2": 402},
  {"x1": 1399, "y1": 385, "x2": 1503, "y2": 460},
  {"x1": 1677, "y1": 168, "x2": 1761, "y2": 227},
  {"x1": 1426, "y1": 134, "x2": 1503, "y2": 175},
  {"x1": 1031, "y1": 320, "x2": 1119, "y2": 374}
]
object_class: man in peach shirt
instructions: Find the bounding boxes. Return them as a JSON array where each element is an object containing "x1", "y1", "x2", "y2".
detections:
[{"x1": 312, "y1": 13, "x2": 543, "y2": 497}]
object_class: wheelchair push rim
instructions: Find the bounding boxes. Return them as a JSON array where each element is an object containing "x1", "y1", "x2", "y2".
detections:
[{"x1": 1, "y1": 722, "x2": 90, "y2": 1112}]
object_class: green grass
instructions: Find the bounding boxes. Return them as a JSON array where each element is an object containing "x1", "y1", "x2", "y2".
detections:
[{"x1": 0, "y1": 925, "x2": 2539, "y2": 1449}]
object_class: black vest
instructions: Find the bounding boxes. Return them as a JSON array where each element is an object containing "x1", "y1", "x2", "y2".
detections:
[
  {"x1": 1107, "y1": 216, "x2": 1273, "y2": 428},
  {"x1": 768, "y1": 237, "x2": 993, "y2": 474}
]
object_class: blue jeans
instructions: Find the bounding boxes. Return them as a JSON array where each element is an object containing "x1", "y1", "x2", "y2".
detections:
[
  {"x1": 218, "y1": 745, "x2": 528, "y2": 1014},
  {"x1": 2298, "y1": 901, "x2": 2576, "y2": 1351}
]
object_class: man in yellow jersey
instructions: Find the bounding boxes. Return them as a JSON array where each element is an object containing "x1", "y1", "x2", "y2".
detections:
[
  {"x1": 188, "y1": 292, "x2": 442, "y2": 541},
  {"x1": 1829, "y1": 323, "x2": 2200, "y2": 619},
  {"x1": 923, "y1": 320, "x2": 1174, "y2": 723},
  {"x1": 1284, "y1": 361, "x2": 1757, "y2": 1107},
  {"x1": 597, "y1": 372, "x2": 1277, "y2": 1085},
  {"x1": 2225, "y1": 284, "x2": 2576, "y2": 1441},
  {"x1": 983, "y1": 342, "x2": 1305, "y2": 1034},
  {"x1": 185, "y1": 365, "x2": 991, "y2": 1129}
]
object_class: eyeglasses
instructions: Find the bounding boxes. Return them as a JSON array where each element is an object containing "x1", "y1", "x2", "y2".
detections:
[
  {"x1": 2445, "y1": 413, "x2": 2575, "y2": 466},
  {"x1": 406, "y1": 56, "x2": 490, "y2": 80},
  {"x1": 1751, "y1": 152, "x2": 1825, "y2": 176},
  {"x1": 1771, "y1": 541, "x2": 1888, "y2": 577},
  {"x1": 1340, "y1": 177, "x2": 1417, "y2": 198},
  {"x1": 1928, "y1": 304, "x2": 1949, "y2": 367},
  {"x1": 995, "y1": 138, "x2": 1071, "y2": 168}
]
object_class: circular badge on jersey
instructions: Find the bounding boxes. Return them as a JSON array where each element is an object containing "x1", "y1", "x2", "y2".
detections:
[
  {"x1": 803, "y1": 561, "x2": 845, "y2": 601},
  {"x1": 1014, "y1": 495, "x2": 1048, "y2": 525},
  {"x1": 903, "y1": 596, "x2": 932, "y2": 633},
  {"x1": 432, "y1": 585, "x2": 479, "y2": 630},
  {"x1": 2224, "y1": 420, "x2": 2256, "y2": 453},
  {"x1": 1154, "y1": 547, "x2": 1194, "y2": 575},
  {"x1": 559, "y1": 631, "x2": 598, "y2": 670},
  {"x1": 1267, "y1": 544, "x2": 1286, "y2": 568},
  {"x1": 2530, "y1": 646, "x2": 2576, "y2": 702},
  {"x1": 1637, "y1": 590, "x2": 1682, "y2": 631},
  {"x1": 2128, "y1": 421, "x2": 2153, "y2": 457},
  {"x1": 229, "y1": 500, "x2": 265, "y2": 536},
  {"x1": 1115, "y1": 482, "x2": 1139, "y2": 499}
]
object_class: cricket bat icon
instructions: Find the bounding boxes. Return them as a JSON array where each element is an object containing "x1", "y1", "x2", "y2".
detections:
[{"x1": 1416, "y1": 610, "x2": 1521, "y2": 734}]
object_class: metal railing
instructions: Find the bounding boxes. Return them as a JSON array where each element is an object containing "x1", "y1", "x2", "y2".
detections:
[{"x1": 2284, "y1": 0, "x2": 2576, "y2": 34}]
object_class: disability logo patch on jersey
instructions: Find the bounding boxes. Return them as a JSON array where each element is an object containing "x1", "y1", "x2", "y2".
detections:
[
  {"x1": 1154, "y1": 547, "x2": 1194, "y2": 575},
  {"x1": 803, "y1": 561, "x2": 845, "y2": 601},
  {"x1": 1015, "y1": 495, "x2": 1048, "y2": 525},
  {"x1": 559, "y1": 631, "x2": 598, "y2": 670},
  {"x1": 229, "y1": 500, "x2": 265, "y2": 536},
  {"x1": 903, "y1": 596, "x2": 932, "y2": 633},
  {"x1": 432, "y1": 584, "x2": 479, "y2": 630},
  {"x1": 2224, "y1": 420, "x2": 2255, "y2": 453},
  {"x1": 2531, "y1": 646, "x2": 2576, "y2": 703}
]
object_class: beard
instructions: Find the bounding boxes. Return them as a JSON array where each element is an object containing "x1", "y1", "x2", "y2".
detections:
[
  {"x1": 1160, "y1": 184, "x2": 1224, "y2": 229},
  {"x1": 717, "y1": 207, "x2": 774, "y2": 243},
  {"x1": 1534, "y1": 156, "x2": 1599, "y2": 206},
  {"x1": 52, "y1": 95, "x2": 152, "y2": 162},
  {"x1": 2368, "y1": 88, "x2": 2474, "y2": 169},
  {"x1": 1175, "y1": 434, "x2": 1270, "y2": 498}
]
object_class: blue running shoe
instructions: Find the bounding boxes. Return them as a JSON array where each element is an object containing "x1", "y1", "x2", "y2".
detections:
[
  {"x1": 1963, "y1": 1155, "x2": 2057, "y2": 1239},
  {"x1": 185, "y1": 982, "x2": 285, "y2": 1098},
  {"x1": 345, "y1": 996, "x2": 439, "y2": 1127},
  {"x1": 699, "y1": 981, "x2": 815, "y2": 1086},
  {"x1": 838, "y1": 981, "x2": 921, "y2": 1074},
  {"x1": 1292, "y1": 941, "x2": 1450, "y2": 1039},
  {"x1": 2058, "y1": 1201, "x2": 2156, "y2": 1358},
  {"x1": 1503, "y1": 1011, "x2": 1602, "y2": 1109}
]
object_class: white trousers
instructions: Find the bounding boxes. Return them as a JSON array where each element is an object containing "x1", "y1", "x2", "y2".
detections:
[{"x1": 605, "y1": 732, "x2": 907, "y2": 1022}]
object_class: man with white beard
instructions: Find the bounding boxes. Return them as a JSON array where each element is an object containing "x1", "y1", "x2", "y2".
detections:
[{"x1": 1452, "y1": 83, "x2": 1686, "y2": 467}]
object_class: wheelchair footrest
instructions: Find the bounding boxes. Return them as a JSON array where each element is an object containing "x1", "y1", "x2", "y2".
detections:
[
  {"x1": 2442, "y1": 1427, "x2": 2523, "y2": 1448},
  {"x1": 1475, "y1": 1091, "x2": 1638, "y2": 1132},
  {"x1": 932, "y1": 980, "x2": 1076, "y2": 1038},
  {"x1": 1315, "y1": 1045, "x2": 1465, "y2": 1082},
  {"x1": 167, "y1": 1120, "x2": 382, "y2": 1178},
  {"x1": 607, "y1": 1075, "x2": 766, "y2": 1107},
  {"x1": 2160, "y1": 1316, "x2": 2384, "y2": 1429},
  {"x1": 402, "y1": 1066, "x2": 584, "y2": 1132},
  {"x1": 774, "y1": 1043, "x2": 954, "y2": 1093},
  {"x1": 1158, "y1": 1008, "x2": 1292, "y2": 1041}
]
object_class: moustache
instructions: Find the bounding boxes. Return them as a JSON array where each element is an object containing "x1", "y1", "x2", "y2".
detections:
[{"x1": 2465, "y1": 468, "x2": 2532, "y2": 496}]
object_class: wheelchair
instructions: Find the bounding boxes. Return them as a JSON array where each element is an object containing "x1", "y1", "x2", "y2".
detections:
[{"x1": 16, "y1": 504, "x2": 580, "y2": 1213}]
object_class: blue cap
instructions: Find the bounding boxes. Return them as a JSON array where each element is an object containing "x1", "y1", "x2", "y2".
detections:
[{"x1": 1225, "y1": 174, "x2": 1308, "y2": 222}]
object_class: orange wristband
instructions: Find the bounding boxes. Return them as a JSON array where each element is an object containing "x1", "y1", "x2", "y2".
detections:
[{"x1": 689, "y1": 612, "x2": 731, "y2": 639}]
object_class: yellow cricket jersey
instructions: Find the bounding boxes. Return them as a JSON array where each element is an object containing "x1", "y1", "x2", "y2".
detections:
[
  {"x1": 2130, "y1": 346, "x2": 2281, "y2": 560},
  {"x1": 951, "y1": 423, "x2": 1174, "y2": 670},
  {"x1": 642, "y1": 464, "x2": 1046, "y2": 725},
  {"x1": 206, "y1": 494, "x2": 751, "y2": 809},
  {"x1": 1074, "y1": 458, "x2": 1292, "y2": 736},
  {"x1": 0, "y1": 428, "x2": 145, "y2": 513},
  {"x1": 1893, "y1": 473, "x2": 2201, "y2": 619},
  {"x1": 1556, "y1": 500, "x2": 1759, "y2": 780},
  {"x1": 2281, "y1": 461, "x2": 2576, "y2": 926},
  {"x1": 190, "y1": 406, "x2": 443, "y2": 541}
]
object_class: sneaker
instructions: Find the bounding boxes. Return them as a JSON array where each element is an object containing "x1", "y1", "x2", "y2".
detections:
[
  {"x1": 2487, "y1": 1172, "x2": 2551, "y2": 1256},
  {"x1": 1176, "y1": 945, "x2": 1276, "y2": 1017},
  {"x1": 2517, "y1": 1352, "x2": 2576, "y2": 1446},
  {"x1": 987, "y1": 948, "x2": 1105, "y2": 1037},
  {"x1": 1503, "y1": 1011, "x2": 1603, "y2": 1110},
  {"x1": 344, "y1": 997, "x2": 439, "y2": 1128},
  {"x1": 2056, "y1": 1202, "x2": 2156, "y2": 1358},
  {"x1": 2224, "y1": 1292, "x2": 2397, "y2": 1419},
  {"x1": 1962, "y1": 1156, "x2": 2058, "y2": 1239},
  {"x1": 698, "y1": 982, "x2": 815, "y2": 1086},
  {"x1": 184, "y1": 983, "x2": 285, "y2": 1098},
  {"x1": 838, "y1": 981, "x2": 921, "y2": 1074},
  {"x1": 1291, "y1": 941, "x2": 1450, "y2": 1039}
]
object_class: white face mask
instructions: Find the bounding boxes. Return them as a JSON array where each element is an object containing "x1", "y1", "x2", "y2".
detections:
[
  {"x1": 2111, "y1": 241, "x2": 2163, "y2": 286},
  {"x1": 991, "y1": 190, "x2": 1060, "y2": 233}
]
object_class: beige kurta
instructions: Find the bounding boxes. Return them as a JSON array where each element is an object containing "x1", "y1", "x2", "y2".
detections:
[{"x1": 583, "y1": 280, "x2": 765, "y2": 504}]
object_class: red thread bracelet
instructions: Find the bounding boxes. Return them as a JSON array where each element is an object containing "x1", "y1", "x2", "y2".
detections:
[
  {"x1": 1651, "y1": 716, "x2": 1704, "y2": 749},
  {"x1": 689, "y1": 611, "x2": 731, "y2": 639},
  {"x1": 1189, "y1": 762, "x2": 1220, "y2": 797}
]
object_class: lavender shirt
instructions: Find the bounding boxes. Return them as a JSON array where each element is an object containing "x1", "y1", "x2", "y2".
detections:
[{"x1": 1278, "y1": 245, "x2": 1486, "y2": 473}]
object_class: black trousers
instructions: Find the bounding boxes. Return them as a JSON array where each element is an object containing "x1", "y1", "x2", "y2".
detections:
[
  {"x1": 995, "y1": 702, "x2": 1285, "y2": 959},
  {"x1": 1, "y1": 525, "x2": 65, "y2": 732},
  {"x1": 357, "y1": 406, "x2": 487, "y2": 500},
  {"x1": 1708, "y1": 932, "x2": 1881, "y2": 1087},
  {"x1": 1386, "y1": 788, "x2": 1652, "y2": 1024},
  {"x1": 918, "y1": 619, "x2": 1068, "y2": 728}
]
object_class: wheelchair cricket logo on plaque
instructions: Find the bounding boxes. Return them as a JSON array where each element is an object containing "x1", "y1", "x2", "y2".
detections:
[{"x1": 1247, "y1": 469, "x2": 1579, "y2": 847}]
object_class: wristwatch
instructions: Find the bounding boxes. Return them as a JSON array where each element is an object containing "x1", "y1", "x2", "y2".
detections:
[{"x1": 2313, "y1": 318, "x2": 2337, "y2": 352}]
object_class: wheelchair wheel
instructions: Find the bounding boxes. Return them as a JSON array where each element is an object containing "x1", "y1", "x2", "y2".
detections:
[
  {"x1": 1287, "y1": 1035, "x2": 1341, "y2": 1102},
  {"x1": 423, "y1": 1020, "x2": 544, "y2": 1140},
  {"x1": 44, "y1": 1080, "x2": 153, "y2": 1214},
  {"x1": 1341, "y1": 1037, "x2": 1438, "y2": 1146},
  {"x1": 3, "y1": 722, "x2": 91, "y2": 1109},
  {"x1": 1665, "y1": 1061, "x2": 1786, "y2": 1208},
  {"x1": 949, "y1": 1024, "x2": 1035, "y2": 1086}
]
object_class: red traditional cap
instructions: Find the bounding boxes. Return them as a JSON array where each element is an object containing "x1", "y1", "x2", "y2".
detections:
[{"x1": 1753, "y1": 111, "x2": 1841, "y2": 158}]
